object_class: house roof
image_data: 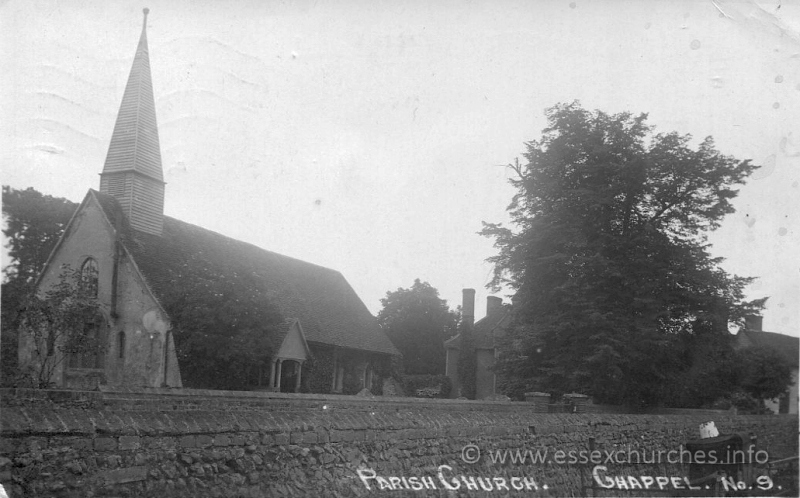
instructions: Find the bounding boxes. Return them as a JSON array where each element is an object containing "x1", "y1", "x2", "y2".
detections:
[
  {"x1": 444, "y1": 308, "x2": 510, "y2": 350},
  {"x1": 736, "y1": 329, "x2": 799, "y2": 368},
  {"x1": 92, "y1": 190, "x2": 399, "y2": 356}
]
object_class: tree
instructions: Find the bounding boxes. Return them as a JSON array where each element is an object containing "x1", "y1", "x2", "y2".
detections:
[
  {"x1": 734, "y1": 346, "x2": 793, "y2": 402},
  {"x1": 481, "y1": 102, "x2": 768, "y2": 406},
  {"x1": 17, "y1": 267, "x2": 104, "y2": 387},
  {"x1": 2, "y1": 186, "x2": 77, "y2": 283},
  {"x1": 2, "y1": 186, "x2": 77, "y2": 383},
  {"x1": 378, "y1": 279, "x2": 459, "y2": 375}
]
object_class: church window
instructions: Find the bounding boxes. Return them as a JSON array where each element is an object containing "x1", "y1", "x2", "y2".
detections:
[
  {"x1": 67, "y1": 314, "x2": 106, "y2": 369},
  {"x1": 118, "y1": 331, "x2": 126, "y2": 360},
  {"x1": 363, "y1": 363, "x2": 373, "y2": 391},
  {"x1": 334, "y1": 364, "x2": 345, "y2": 393},
  {"x1": 80, "y1": 258, "x2": 99, "y2": 298},
  {"x1": 46, "y1": 330, "x2": 56, "y2": 356}
]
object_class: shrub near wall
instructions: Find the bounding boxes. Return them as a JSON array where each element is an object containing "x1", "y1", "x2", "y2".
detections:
[
  {"x1": 303, "y1": 346, "x2": 334, "y2": 394},
  {"x1": 401, "y1": 374, "x2": 452, "y2": 398},
  {"x1": 0, "y1": 390, "x2": 797, "y2": 497}
]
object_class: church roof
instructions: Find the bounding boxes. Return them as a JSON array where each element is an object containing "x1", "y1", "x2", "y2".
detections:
[
  {"x1": 444, "y1": 308, "x2": 510, "y2": 350},
  {"x1": 92, "y1": 190, "x2": 399, "y2": 356},
  {"x1": 101, "y1": 8, "x2": 164, "y2": 183}
]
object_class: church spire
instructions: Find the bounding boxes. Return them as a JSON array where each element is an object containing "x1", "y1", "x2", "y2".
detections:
[{"x1": 100, "y1": 7, "x2": 165, "y2": 235}]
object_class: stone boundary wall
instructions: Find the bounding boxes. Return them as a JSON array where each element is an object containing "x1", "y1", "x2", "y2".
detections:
[
  {"x1": 0, "y1": 387, "x2": 737, "y2": 415},
  {"x1": 0, "y1": 389, "x2": 796, "y2": 497}
]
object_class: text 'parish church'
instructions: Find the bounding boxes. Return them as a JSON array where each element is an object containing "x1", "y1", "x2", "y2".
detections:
[{"x1": 19, "y1": 9, "x2": 399, "y2": 392}]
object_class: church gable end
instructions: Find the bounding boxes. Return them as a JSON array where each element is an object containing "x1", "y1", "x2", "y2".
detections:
[
  {"x1": 18, "y1": 190, "x2": 182, "y2": 389},
  {"x1": 20, "y1": 193, "x2": 116, "y2": 388}
]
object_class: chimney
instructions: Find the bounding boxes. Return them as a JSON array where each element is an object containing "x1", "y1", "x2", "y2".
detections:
[
  {"x1": 462, "y1": 288, "x2": 475, "y2": 328},
  {"x1": 487, "y1": 296, "x2": 503, "y2": 316},
  {"x1": 744, "y1": 315, "x2": 763, "y2": 332}
]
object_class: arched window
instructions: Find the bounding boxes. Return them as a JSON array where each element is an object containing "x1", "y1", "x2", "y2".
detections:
[
  {"x1": 80, "y1": 258, "x2": 99, "y2": 298},
  {"x1": 118, "y1": 331, "x2": 126, "y2": 360}
]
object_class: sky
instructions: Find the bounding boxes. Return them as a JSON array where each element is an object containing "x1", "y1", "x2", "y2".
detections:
[{"x1": 2, "y1": 0, "x2": 798, "y2": 335}]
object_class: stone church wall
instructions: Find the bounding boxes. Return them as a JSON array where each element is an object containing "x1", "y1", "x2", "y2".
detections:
[
  {"x1": 1, "y1": 388, "x2": 796, "y2": 497},
  {"x1": 18, "y1": 200, "x2": 118, "y2": 387},
  {"x1": 17, "y1": 196, "x2": 181, "y2": 389}
]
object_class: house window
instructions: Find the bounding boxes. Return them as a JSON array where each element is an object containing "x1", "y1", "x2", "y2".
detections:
[
  {"x1": 779, "y1": 392, "x2": 790, "y2": 414},
  {"x1": 80, "y1": 258, "x2": 99, "y2": 298}
]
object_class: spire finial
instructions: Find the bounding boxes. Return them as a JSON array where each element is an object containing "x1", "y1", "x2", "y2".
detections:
[{"x1": 141, "y1": 8, "x2": 149, "y2": 36}]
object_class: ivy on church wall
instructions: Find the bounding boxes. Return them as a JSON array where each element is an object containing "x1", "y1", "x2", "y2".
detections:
[
  {"x1": 303, "y1": 346, "x2": 334, "y2": 394},
  {"x1": 160, "y1": 260, "x2": 284, "y2": 390}
]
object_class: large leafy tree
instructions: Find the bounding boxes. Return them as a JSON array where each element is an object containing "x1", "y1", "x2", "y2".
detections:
[
  {"x1": 2, "y1": 187, "x2": 77, "y2": 382},
  {"x1": 378, "y1": 279, "x2": 458, "y2": 375},
  {"x1": 734, "y1": 346, "x2": 793, "y2": 402},
  {"x1": 482, "y1": 102, "x2": 767, "y2": 406},
  {"x1": 2, "y1": 186, "x2": 77, "y2": 284}
]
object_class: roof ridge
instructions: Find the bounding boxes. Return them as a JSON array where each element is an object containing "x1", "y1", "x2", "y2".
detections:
[
  {"x1": 742, "y1": 329, "x2": 797, "y2": 339},
  {"x1": 157, "y1": 214, "x2": 344, "y2": 275}
]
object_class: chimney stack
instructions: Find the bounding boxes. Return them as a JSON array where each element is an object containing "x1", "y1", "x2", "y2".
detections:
[
  {"x1": 744, "y1": 315, "x2": 763, "y2": 332},
  {"x1": 487, "y1": 296, "x2": 502, "y2": 316},
  {"x1": 462, "y1": 289, "x2": 475, "y2": 329}
]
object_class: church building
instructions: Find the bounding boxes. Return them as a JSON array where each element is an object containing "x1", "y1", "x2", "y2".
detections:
[{"x1": 18, "y1": 9, "x2": 399, "y2": 392}]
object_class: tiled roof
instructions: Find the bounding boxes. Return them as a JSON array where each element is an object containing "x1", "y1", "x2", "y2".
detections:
[
  {"x1": 444, "y1": 308, "x2": 510, "y2": 350},
  {"x1": 92, "y1": 190, "x2": 398, "y2": 356},
  {"x1": 736, "y1": 329, "x2": 799, "y2": 368}
]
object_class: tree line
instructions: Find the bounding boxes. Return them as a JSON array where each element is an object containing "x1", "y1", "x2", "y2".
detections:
[{"x1": 480, "y1": 102, "x2": 791, "y2": 409}]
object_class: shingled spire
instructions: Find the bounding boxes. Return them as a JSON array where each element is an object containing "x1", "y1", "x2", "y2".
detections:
[{"x1": 100, "y1": 7, "x2": 165, "y2": 235}]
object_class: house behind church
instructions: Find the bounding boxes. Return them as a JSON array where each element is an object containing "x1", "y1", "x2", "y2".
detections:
[
  {"x1": 17, "y1": 9, "x2": 399, "y2": 393},
  {"x1": 734, "y1": 315, "x2": 798, "y2": 414},
  {"x1": 444, "y1": 289, "x2": 509, "y2": 399}
]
